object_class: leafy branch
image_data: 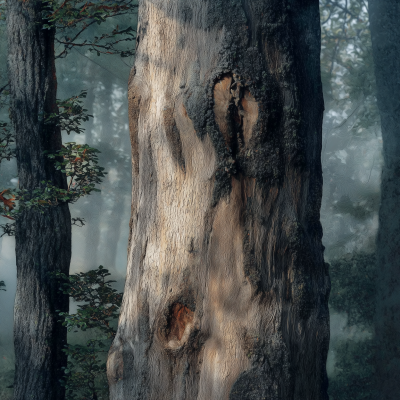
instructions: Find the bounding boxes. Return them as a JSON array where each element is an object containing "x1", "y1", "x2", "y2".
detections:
[
  {"x1": 48, "y1": 142, "x2": 106, "y2": 195},
  {"x1": 46, "y1": 91, "x2": 93, "y2": 135},
  {"x1": 0, "y1": 142, "x2": 106, "y2": 221},
  {"x1": 54, "y1": 266, "x2": 122, "y2": 339},
  {"x1": 52, "y1": 266, "x2": 122, "y2": 400},
  {"x1": 0, "y1": 122, "x2": 15, "y2": 163},
  {"x1": 41, "y1": 0, "x2": 138, "y2": 58}
]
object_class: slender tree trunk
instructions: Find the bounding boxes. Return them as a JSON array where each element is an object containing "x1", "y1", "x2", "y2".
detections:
[
  {"x1": 369, "y1": 1, "x2": 400, "y2": 399},
  {"x1": 7, "y1": 0, "x2": 71, "y2": 399},
  {"x1": 108, "y1": 1, "x2": 330, "y2": 399}
]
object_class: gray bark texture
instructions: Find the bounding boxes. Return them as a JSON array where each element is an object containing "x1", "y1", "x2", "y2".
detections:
[
  {"x1": 7, "y1": 0, "x2": 71, "y2": 399},
  {"x1": 369, "y1": 1, "x2": 400, "y2": 399},
  {"x1": 107, "y1": 1, "x2": 330, "y2": 399}
]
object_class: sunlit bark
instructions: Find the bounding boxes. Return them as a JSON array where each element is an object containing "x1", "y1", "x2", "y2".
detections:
[{"x1": 108, "y1": 1, "x2": 330, "y2": 399}]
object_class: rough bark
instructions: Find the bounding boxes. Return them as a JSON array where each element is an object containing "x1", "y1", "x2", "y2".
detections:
[
  {"x1": 107, "y1": 1, "x2": 330, "y2": 399},
  {"x1": 369, "y1": 1, "x2": 400, "y2": 399},
  {"x1": 7, "y1": 1, "x2": 71, "y2": 399}
]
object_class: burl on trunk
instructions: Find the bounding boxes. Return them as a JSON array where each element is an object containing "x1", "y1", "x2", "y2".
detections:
[{"x1": 108, "y1": 1, "x2": 330, "y2": 399}]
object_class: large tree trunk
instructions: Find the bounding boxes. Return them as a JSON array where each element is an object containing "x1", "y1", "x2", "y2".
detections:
[
  {"x1": 369, "y1": 1, "x2": 400, "y2": 399},
  {"x1": 7, "y1": 1, "x2": 71, "y2": 399},
  {"x1": 107, "y1": 1, "x2": 330, "y2": 399}
]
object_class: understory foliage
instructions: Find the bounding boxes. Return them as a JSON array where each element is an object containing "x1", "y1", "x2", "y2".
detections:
[
  {"x1": 53, "y1": 266, "x2": 123, "y2": 400},
  {"x1": 328, "y1": 252, "x2": 377, "y2": 400}
]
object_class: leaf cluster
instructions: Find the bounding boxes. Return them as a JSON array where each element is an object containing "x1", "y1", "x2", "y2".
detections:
[
  {"x1": 55, "y1": 266, "x2": 122, "y2": 338},
  {"x1": 329, "y1": 252, "x2": 377, "y2": 326},
  {"x1": 329, "y1": 339, "x2": 377, "y2": 400},
  {"x1": 47, "y1": 142, "x2": 106, "y2": 197},
  {"x1": 46, "y1": 91, "x2": 93, "y2": 135},
  {"x1": 52, "y1": 266, "x2": 122, "y2": 400},
  {"x1": 61, "y1": 339, "x2": 108, "y2": 400},
  {"x1": 0, "y1": 143, "x2": 105, "y2": 237},
  {"x1": 328, "y1": 252, "x2": 377, "y2": 399},
  {"x1": 0, "y1": 122, "x2": 15, "y2": 163}
]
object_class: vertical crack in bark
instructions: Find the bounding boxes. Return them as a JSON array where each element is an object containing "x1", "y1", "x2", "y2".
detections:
[
  {"x1": 163, "y1": 106, "x2": 186, "y2": 172},
  {"x1": 128, "y1": 91, "x2": 141, "y2": 176}
]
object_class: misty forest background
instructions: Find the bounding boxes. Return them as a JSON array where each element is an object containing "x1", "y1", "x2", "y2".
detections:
[{"x1": 0, "y1": 1, "x2": 382, "y2": 399}]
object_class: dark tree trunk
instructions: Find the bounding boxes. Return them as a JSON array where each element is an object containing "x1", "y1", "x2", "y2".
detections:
[
  {"x1": 7, "y1": 0, "x2": 71, "y2": 399},
  {"x1": 108, "y1": 1, "x2": 330, "y2": 399},
  {"x1": 369, "y1": 1, "x2": 400, "y2": 399}
]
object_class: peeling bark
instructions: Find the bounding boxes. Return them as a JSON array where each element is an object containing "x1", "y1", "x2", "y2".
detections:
[
  {"x1": 7, "y1": 1, "x2": 71, "y2": 399},
  {"x1": 369, "y1": 1, "x2": 400, "y2": 399},
  {"x1": 108, "y1": 1, "x2": 329, "y2": 399}
]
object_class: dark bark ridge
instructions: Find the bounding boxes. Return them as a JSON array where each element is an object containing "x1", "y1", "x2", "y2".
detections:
[
  {"x1": 109, "y1": 0, "x2": 329, "y2": 399},
  {"x1": 7, "y1": 0, "x2": 71, "y2": 399},
  {"x1": 369, "y1": 1, "x2": 400, "y2": 399}
]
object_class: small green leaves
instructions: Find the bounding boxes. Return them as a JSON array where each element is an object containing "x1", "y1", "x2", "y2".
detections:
[
  {"x1": 0, "y1": 121, "x2": 15, "y2": 163},
  {"x1": 0, "y1": 141, "x2": 106, "y2": 227},
  {"x1": 45, "y1": 91, "x2": 93, "y2": 135},
  {"x1": 52, "y1": 266, "x2": 122, "y2": 399},
  {"x1": 52, "y1": 266, "x2": 122, "y2": 339},
  {"x1": 49, "y1": 142, "x2": 107, "y2": 198}
]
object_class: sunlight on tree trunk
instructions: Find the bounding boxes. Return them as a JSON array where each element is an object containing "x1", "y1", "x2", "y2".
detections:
[{"x1": 107, "y1": 1, "x2": 330, "y2": 398}]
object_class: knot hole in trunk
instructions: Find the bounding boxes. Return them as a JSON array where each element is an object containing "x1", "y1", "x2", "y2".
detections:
[
  {"x1": 167, "y1": 303, "x2": 194, "y2": 342},
  {"x1": 158, "y1": 300, "x2": 195, "y2": 350}
]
